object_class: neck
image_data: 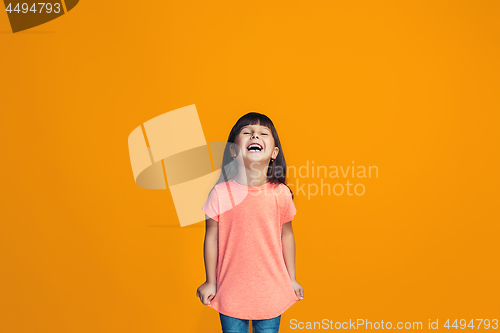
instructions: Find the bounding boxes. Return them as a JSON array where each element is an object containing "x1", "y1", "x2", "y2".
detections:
[{"x1": 234, "y1": 161, "x2": 269, "y2": 187}]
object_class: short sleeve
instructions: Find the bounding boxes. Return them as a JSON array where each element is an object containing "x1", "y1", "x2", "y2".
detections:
[
  {"x1": 202, "y1": 187, "x2": 219, "y2": 222},
  {"x1": 280, "y1": 186, "x2": 297, "y2": 225}
]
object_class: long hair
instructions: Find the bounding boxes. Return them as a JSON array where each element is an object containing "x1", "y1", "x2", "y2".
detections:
[{"x1": 212, "y1": 112, "x2": 294, "y2": 199}]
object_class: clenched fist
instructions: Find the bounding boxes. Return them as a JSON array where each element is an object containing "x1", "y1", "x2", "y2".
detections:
[{"x1": 196, "y1": 281, "x2": 217, "y2": 305}]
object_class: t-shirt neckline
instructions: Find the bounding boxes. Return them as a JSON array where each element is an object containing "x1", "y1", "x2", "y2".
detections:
[{"x1": 229, "y1": 179, "x2": 273, "y2": 190}]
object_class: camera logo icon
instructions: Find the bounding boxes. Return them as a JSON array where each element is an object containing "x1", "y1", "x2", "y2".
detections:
[{"x1": 128, "y1": 105, "x2": 245, "y2": 227}]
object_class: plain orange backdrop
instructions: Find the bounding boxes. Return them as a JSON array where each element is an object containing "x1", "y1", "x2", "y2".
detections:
[{"x1": 1, "y1": 1, "x2": 499, "y2": 332}]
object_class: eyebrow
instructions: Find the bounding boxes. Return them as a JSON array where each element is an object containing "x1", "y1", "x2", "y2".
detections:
[{"x1": 241, "y1": 126, "x2": 271, "y2": 131}]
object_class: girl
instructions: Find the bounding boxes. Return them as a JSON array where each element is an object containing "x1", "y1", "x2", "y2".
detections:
[{"x1": 196, "y1": 112, "x2": 304, "y2": 333}]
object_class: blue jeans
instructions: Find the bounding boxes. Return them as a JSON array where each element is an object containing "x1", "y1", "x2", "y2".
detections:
[{"x1": 219, "y1": 312, "x2": 281, "y2": 333}]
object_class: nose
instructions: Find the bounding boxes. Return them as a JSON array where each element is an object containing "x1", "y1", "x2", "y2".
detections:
[{"x1": 251, "y1": 133, "x2": 259, "y2": 139}]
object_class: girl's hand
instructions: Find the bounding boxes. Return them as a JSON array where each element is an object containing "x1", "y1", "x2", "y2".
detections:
[
  {"x1": 196, "y1": 281, "x2": 217, "y2": 305},
  {"x1": 292, "y1": 280, "x2": 304, "y2": 300}
]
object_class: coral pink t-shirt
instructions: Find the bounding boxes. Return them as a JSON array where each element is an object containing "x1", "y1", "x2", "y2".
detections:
[{"x1": 202, "y1": 179, "x2": 299, "y2": 320}]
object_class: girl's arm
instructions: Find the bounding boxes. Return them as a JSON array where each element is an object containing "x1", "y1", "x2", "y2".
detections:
[
  {"x1": 204, "y1": 215, "x2": 218, "y2": 284},
  {"x1": 282, "y1": 221, "x2": 304, "y2": 299},
  {"x1": 281, "y1": 221, "x2": 297, "y2": 280},
  {"x1": 196, "y1": 215, "x2": 218, "y2": 305}
]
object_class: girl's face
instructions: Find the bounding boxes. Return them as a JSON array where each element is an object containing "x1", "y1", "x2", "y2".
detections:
[{"x1": 231, "y1": 124, "x2": 279, "y2": 165}]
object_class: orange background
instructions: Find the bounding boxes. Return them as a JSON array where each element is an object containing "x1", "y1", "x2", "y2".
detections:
[{"x1": 1, "y1": 1, "x2": 499, "y2": 332}]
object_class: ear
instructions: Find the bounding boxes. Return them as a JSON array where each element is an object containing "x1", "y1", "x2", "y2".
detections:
[
  {"x1": 272, "y1": 147, "x2": 279, "y2": 159},
  {"x1": 229, "y1": 144, "x2": 235, "y2": 158},
  {"x1": 229, "y1": 143, "x2": 239, "y2": 158}
]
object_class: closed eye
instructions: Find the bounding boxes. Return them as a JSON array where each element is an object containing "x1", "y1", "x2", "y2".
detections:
[{"x1": 242, "y1": 131, "x2": 269, "y2": 135}]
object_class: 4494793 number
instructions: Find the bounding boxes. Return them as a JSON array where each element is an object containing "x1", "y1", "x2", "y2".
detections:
[
  {"x1": 6, "y1": 3, "x2": 61, "y2": 14},
  {"x1": 444, "y1": 319, "x2": 498, "y2": 329}
]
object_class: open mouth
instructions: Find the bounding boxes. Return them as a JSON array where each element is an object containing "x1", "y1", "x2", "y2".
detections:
[{"x1": 247, "y1": 143, "x2": 263, "y2": 152}]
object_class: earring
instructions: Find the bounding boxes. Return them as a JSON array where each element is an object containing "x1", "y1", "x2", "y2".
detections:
[{"x1": 267, "y1": 158, "x2": 276, "y2": 177}]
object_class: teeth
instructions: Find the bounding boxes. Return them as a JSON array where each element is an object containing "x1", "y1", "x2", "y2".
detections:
[{"x1": 248, "y1": 144, "x2": 262, "y2": 150}]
